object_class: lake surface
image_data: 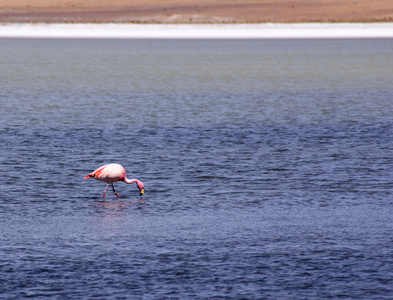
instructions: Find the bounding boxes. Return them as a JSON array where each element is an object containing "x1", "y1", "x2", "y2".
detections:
[{"x1": 1, "y1": 38, "x2": 393, "y2": 299}]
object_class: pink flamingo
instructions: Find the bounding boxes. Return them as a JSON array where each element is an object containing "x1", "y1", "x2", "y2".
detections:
[{"x1": 84, "y1": 163, "x2": 144, "y2": 199}]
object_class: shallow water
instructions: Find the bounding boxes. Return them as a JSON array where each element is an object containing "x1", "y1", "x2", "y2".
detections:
[{"x1": 1, "y1": 38, "x2": 393, "y2": 299}]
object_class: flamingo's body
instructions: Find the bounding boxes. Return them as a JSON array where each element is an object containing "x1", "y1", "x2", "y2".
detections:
[{"x1": 84, "y1": 163, "x2": 144, "y2": 199}]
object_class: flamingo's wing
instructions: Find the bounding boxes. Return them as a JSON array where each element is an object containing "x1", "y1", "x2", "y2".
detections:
[{"x1": 83, "y1": 164, "x2": 108, "y2": 179}]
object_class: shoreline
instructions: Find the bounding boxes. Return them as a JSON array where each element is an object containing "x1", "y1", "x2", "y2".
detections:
[
  {"x1": 0, "y1": 0, "x2": 392, "y2": 24},
  {"x1": 1, "y1": 23, "x2": 393, "y2": 39}
]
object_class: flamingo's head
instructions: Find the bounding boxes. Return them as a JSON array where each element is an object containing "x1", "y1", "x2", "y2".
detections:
[{"x1": 137, "y1": 180, "x2": 144, "y2": 196}]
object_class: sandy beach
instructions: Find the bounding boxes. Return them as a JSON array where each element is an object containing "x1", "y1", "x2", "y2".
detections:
[{"x1": 0, "y1": 0, "x2": 392, "y2": 23}]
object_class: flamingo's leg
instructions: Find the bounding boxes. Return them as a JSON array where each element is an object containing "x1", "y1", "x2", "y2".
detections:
[
  {"x1": 103, "y1": 183, "x2": 109, "y2": 199},
  {"x1": 111, "y1": 183, "x2": 121, "y2": 199}
]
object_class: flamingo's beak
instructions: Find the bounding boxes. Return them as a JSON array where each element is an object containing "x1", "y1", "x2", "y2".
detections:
[{"x1": 140, "y1": 188, "x2": 144, "y2": 196}]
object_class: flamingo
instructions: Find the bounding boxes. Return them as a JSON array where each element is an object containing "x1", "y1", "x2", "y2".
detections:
[{"x1": 84, "y1": 163, "x2": 144, "y2": 199}]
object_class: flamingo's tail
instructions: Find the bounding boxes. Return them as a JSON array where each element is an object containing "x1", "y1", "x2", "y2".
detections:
[{"x1": 83, "y1": 173, "x2": 94, "y2": 179}]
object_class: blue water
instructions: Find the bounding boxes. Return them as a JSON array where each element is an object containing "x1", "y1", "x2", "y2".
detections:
[{"x1": 1, "y1": 38, "x2": 393, "y2": 299}]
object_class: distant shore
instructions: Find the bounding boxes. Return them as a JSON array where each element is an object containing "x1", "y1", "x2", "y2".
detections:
[{"x1": 0, "y1": 0, "x2": 392, "y2": 23}]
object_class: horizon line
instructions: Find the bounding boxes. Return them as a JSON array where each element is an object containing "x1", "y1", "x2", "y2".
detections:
[{"x1": 1, "y1": 22, "x2": 393, "y2": 39}]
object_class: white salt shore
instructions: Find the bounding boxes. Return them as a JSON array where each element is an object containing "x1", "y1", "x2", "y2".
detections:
[{"x1": 0, "y1": 23, "x2": 392, "y2": 39}]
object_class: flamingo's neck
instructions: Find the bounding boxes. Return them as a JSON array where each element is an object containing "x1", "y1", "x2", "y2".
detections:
[
  {"x1": 124, "y1": 177, "x2": 142, "y2": 186},
  {"x1": 123, "y1": 177, "x2": 144, "y2": 195}
]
